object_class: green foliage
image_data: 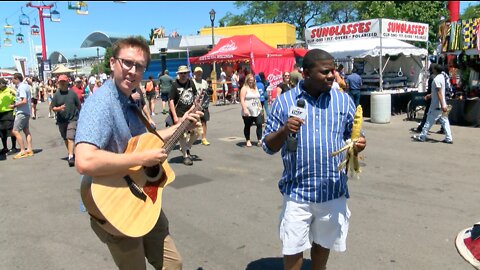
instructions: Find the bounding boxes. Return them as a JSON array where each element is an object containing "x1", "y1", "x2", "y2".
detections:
[
  {"x1": 149, "y1": 28, "x2": 155, "y2": 45},
  {"x1": 356, "y1": 1, "x2": 447, "y2": 53},
  {"x1": 221, "y1": 1, "x2": 457, "y2": 53},
  {"x1": 102, "y1": 47, "x2": 113, "y2": 75},
  {"x1": 91, "y1": 62, "x2": 105, "y2": 75},
  {"x1": 461, "y1": 3, "x2": 480, "y2": 20},
  {"x1": 227, "y1": 1, "x2": 329, "y2": 39},
  {"x1": 327, "y1": 1, "x2": 358, "y2": 23}
]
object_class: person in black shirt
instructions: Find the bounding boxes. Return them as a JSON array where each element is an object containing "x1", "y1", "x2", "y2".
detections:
[{"x1": 167, "y1": 65, "x2": 200, "y2": 166}]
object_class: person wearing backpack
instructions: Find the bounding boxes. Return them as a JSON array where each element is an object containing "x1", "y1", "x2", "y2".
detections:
[{"x1": 144, "y1": 76, "x2": 157, "y2": 116}]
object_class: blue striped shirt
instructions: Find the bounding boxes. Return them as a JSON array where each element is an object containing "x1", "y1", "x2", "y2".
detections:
[{"x1": 262, "y1": 80, "x2": 356, "y2": 203}]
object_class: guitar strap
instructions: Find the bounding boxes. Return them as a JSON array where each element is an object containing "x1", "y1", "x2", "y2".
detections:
[{"x1": 128, "y1": 96, "x2": 160, "y2": 137}]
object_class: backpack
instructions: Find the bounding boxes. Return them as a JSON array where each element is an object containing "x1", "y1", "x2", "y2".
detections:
[
  {"x1": 442, "y1": 71, "x2": 454, "y2": 99},
  {"x1": 145, "y1": 81, "x2": 154, "y2": 92}
]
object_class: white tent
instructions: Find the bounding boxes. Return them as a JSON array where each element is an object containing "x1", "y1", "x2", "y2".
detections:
[
  {"x1": 309, "y1": 38, "x2": 428, "y2": 91},
  {"x1": 308, "y1": 38, "x2": 427, "y2": 59}
]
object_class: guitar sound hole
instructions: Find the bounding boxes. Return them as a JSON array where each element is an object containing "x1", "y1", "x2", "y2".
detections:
[{"x1": 144, "y1": 165, "x2": 161, "y2": 179}]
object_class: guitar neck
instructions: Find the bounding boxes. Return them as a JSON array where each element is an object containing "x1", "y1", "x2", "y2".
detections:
[{"x1": 162, "y1": 104, "x2": 203, "y2": 154}]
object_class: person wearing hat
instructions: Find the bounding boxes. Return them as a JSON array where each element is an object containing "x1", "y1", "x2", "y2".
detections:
[
  {"x1": 158, "y1": 69, "x2": 173, "y2": 115},
  {"x1": 168, "y1": 65, "x2": 199, "y2": 165},
  {"x1": 0, "y1": 78, "x2": 16, "y2": 155},
  {"x1": 51, "y1": 74, "x2": 81, "y2": 167},
  {"x1": 71, "y1": 77, "x2": 86, "y2": 104},
  {"x1": 192, "y1": 66, "x2": 211, "y2": 146},
  {"x1": 9, "y1": 73, "x2": 33, "y2": 159}
]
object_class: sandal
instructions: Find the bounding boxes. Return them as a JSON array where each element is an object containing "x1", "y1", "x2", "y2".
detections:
[{"x1": 13, "y1": 152, "x2": 29, "y2": 159}]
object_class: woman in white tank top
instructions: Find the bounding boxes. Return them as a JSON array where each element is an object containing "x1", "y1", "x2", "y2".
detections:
[{"x1": 239, "y1": 74, "x2": 263, "y2": 147}]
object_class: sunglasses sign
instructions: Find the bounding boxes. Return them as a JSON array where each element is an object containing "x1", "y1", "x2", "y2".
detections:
[
  {"x1": 305, "y1": 18, "x2": 428, "y2": 45},
  {"x1": 381, "y1": 19, "x2": 429, "y2": 42}
]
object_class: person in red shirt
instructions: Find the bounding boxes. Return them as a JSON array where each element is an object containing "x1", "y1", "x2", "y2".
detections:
[{"x1": 71, "y1": 77, "x2": 86, "y2": 104}]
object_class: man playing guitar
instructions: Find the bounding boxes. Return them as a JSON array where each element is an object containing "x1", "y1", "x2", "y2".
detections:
[{"x1": 75, "y1": 37, "x2": 202, "y2": 270}]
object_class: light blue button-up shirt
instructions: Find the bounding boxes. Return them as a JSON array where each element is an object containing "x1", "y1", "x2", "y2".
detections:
[
  {"x1": 262, "y1": 80, "x2": 356, "y2": 203},
  {"x1": 75, "y1": 79, "x2": 145, "y2": 153}
]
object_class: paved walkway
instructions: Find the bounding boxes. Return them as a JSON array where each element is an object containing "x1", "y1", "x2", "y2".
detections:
[{"x1": 1, "y1": 99, "x2": 479, "y2": 270}]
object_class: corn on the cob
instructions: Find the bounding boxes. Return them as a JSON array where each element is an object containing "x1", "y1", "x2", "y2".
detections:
[
  {"x1": 331, "y1": 105, "x2": 364, "y2": 179},
  {"x1": 351, "y1": 105, "x2": 363, "y2": 140}
]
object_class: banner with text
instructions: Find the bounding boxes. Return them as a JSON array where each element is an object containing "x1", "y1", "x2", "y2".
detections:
[
  {"x1": 253, "y1": 57, "x2": 296, "y2": 89},
  {"x1": 381, "y1": 19, "x2": 429, "y2": 42},
  {"x1": 305, "y1": 19, "x2": 380, "y2": 45},
  {"x1": 305, "y1": 18, "x2": 429, "y2": 45}
]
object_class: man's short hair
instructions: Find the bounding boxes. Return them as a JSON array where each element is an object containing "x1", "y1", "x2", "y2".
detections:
[
  {"x1": 430, "y1": 63, "x2": 442, "y2": 73},
  {"x1": 13, "y1": 73, "x2": 23, "y2": 82},
  {"x1": 302, "y1": 49, "x2": 334, "y2": 71},
  {"x1": 112, "y1": 37, "x2": 151, "y2": 67}
]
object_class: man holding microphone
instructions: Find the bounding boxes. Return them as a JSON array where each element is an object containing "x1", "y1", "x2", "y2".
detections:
[{"x1": 262, "y1": 49, "x2": 366, "y2": 270}]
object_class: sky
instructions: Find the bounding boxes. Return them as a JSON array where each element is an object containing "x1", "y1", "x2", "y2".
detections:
[
  {"x1": 0, "y1": 1, "x2": 478, "y2": 69},
  {"x1": 0, "y1": 1, "x2": 242, "y2": 68}
]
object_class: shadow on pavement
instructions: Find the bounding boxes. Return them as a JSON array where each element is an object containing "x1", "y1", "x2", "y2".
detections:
[{"x1": 245, "y1": 257, "x2": 312, "y2": 270}]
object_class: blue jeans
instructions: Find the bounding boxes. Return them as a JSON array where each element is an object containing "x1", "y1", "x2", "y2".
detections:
[
  {"x1": 348, "y1": 90, "x2": 361, "y2": 107},
  {"x1": 419, "y1": 108, "x2": 453, "y2": 141}
]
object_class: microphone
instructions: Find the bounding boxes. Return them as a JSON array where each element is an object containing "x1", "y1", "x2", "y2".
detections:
[{"x1": 286, "y1": 99, "x2": 306, "y2": 152}]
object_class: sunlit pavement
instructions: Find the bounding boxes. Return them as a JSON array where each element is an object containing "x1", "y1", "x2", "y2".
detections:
[{"x1": 1, "y1": 99, "x2": 479, "y2": 270}]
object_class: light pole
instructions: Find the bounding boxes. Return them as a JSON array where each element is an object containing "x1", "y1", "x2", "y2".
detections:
[
  {"x1": 209, "y1": 8, "x2": 217, "y2": 104},
  {"x1": 74, "y1": 54, "x2": 77, "y2": 77},
  {"x1": 96, "y1": 47, "x2": 100, "y2": 77},
  {"x1": 160, "y1": 48, "x2": 167, "y2": 76}
]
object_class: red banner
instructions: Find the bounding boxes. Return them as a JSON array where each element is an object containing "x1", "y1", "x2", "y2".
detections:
[{"x1": 253, "y1": 57, "x2": 296, "y2": 89}]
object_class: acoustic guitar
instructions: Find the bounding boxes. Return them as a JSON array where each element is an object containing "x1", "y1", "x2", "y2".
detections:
[{"x1": 81, "y1": 89, "x2": 208, "y2": 237}]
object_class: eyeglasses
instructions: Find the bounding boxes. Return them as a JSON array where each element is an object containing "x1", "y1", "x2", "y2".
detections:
[
  {"x1": 115, "y1": 57, "x2": 147, "y2": 73},
  {"x1": 178, "y1": 72, "x2": 188, "y2": 75},
  {"x1": 284, "y1": 74, "x2": 290, "y2": 77},
  {"x1": 319, "y1": 69, "x2": 335, "y2": 76}
]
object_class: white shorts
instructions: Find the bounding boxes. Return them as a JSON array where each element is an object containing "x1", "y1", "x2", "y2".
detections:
[{"x1": 279, "y1": 195, "x2": 350, "y2": 255}]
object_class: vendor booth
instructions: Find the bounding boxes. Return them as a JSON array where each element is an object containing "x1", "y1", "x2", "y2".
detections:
[
  {"x1": 305, "y1": 19, "x2": 429, "y2": 121},
  {"x1": 437, "y1": 18, "x2": 480, "y2": 126},
  {"x1": 190, "y1": 34, "x2": 296, "y2": 87}
]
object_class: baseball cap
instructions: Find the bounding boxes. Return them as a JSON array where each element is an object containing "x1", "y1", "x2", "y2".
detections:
[
  {"x1": 194, "y1": 67, "x2": 203, "y2": 73},
  {"x1": 58, "y1": 75, "x2": 68, "y2": 82},
  {"x1": 74, "y1": 77, "x2": 82, "y2": 83}
]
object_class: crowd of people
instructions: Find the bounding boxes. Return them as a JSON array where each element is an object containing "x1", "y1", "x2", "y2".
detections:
[{"x1": 2, "y1": 34, "x2": 463, "y2": 270}]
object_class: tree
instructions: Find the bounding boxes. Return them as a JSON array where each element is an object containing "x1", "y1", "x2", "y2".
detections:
[
  {"x1": 460, "y1": 3, "x2": 480, "y2": 20},
  {"x1": 223, "y1": 1, "x2": 331, "y2": 39},
  {"x1": 221, "y1": 1, "x2": 449, "y2": 52},
  {"x1": 102, "y1": 46, "x2": 113, "y2": 75}
]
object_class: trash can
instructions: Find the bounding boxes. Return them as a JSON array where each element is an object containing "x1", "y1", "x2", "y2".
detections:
[{"x1": 370, "y1": 92, "x2": 391, "y2": 123}]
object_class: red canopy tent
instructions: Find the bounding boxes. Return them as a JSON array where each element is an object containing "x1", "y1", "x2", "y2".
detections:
[
  {"x1": 190, "y1": 35, "x2": 296, "y2": 87},
  {"x1": 189, "y1": 34, "x2": 294, "y2": 64}
]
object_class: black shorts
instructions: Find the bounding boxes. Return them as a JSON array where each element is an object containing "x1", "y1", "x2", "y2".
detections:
[
  {"x1": 201, "y1": 107, "x2": 210, "y2": 122},
  {"x1": 58, "y1": 121, "x2": 77, "y2": 140},
  {"x1": 146, "y1": 91, "x2": 156, "y2": 100},
  {"x1": 160, "y1": 93, "x2": 169, "y2": 102}
]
